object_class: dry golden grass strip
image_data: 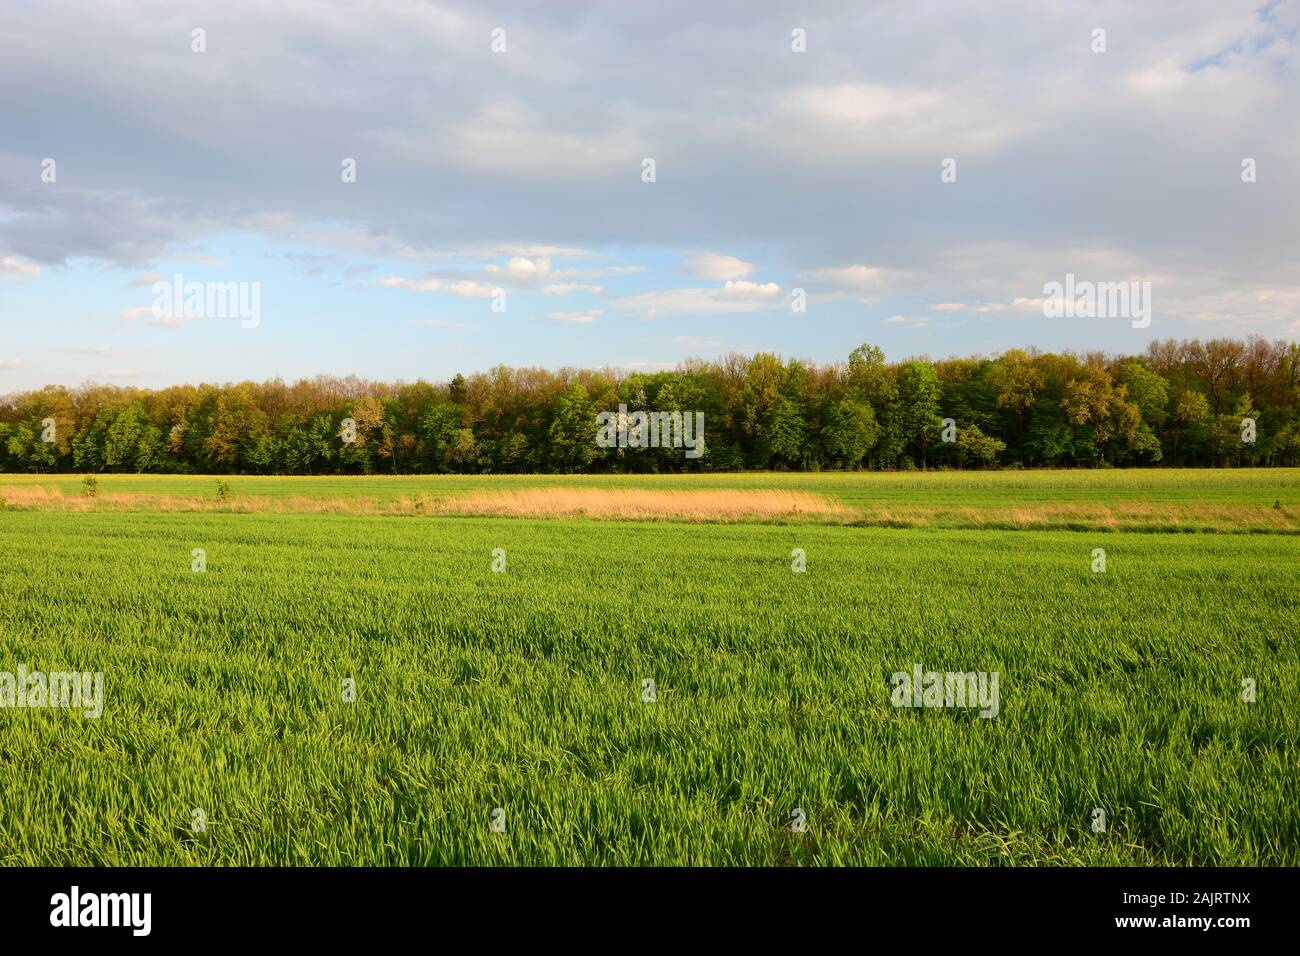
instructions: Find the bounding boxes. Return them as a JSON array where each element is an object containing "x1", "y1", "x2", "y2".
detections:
[{"x1": 430, "y1": 487, "x2": 852, "y2": 521}]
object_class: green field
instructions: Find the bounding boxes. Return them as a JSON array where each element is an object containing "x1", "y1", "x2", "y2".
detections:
[{"x1": 1, "y1": 471, "x2": 1297, "y2": 865}]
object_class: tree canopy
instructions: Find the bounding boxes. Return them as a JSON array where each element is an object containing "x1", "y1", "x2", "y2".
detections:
[{"x1": 3, "y1": 337, "x2": 1298, "y2": 474}]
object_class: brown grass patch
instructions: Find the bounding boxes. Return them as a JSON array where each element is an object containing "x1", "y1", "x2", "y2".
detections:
[
  {"x1": 0, "y1": 485, "x2": 67, "y2": 506},
  {"x1": 430, "y1": 487, "x2": 852, "y2": 521}
]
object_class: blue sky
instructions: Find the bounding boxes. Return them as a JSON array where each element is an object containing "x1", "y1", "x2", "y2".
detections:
[{"x1": 2, "y1": 0, "x2": 1299, "y2": 390}]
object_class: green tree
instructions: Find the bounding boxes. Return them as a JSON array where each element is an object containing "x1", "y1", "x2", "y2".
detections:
[
  {"x1": 957, "y1": 424, "x2": 1006, "y2": 468},
  {"x1": 548, "y1": 382, "x2": 597, "y2": 471},
  {"x1": 1116, "y1": 362, "x2": 1170, "y2": 431},
  {"x1": 987, "y1": 350, "x2": 1045, "y2": 464},
  {"x1": 420, "y1": 402, "x2": 465, "y2": 472},
  {"x1": 822, "y1": 399, "x2": 879, "y2": 468},
  {"x1": 103, "y1": 403, "x2": 158, "y2": 471},
  {"x1": 895, "y1": 361, "x2": 942, "y2": 469},
  {"x1": 766, "y1": 398, "x2": 807, "y2": 469},
  {"x1": 1169, "y1": 389, "x2": 1211, "y2": 465},
  {"x1": 847, "y1": 344, "x2": 897, "y2": 410}
]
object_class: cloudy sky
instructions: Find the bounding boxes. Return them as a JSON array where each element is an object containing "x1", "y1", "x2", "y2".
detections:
[{"x1": 1, "y1": 0, "x2": 1298, "y2": 390}]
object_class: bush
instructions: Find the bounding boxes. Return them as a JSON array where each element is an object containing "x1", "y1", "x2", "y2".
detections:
[{"x1": 81, "y1": 475, "x2": 98, "y2": 498}]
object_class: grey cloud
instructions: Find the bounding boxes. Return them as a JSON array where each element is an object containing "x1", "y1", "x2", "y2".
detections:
[{"x1": 0, "y1": 0, "x2": 1296, "y2": 334}]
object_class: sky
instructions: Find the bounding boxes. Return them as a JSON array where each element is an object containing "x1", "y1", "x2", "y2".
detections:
[{"x1": 1, "y1": 0, "x2": 1298, "y2": 391}]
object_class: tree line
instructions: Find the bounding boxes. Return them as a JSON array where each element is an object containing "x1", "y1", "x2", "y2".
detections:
[{"x1": 3, "y1": 337, "x2": 1299, "y2": 474}]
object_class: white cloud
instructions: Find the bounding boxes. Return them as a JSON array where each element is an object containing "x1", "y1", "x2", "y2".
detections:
[
  {"x1": 931, "y1": 301, "x2": 1007, "y2": 313},
  {"x1": 544, "y1": 309, "x2": 602, "y2": 324},
  {"x1": 1125, "y1": 62, "x2": 1189, "y2": 96},
  {"x1": 92, "y1": 368, "x2": 142, "y2": 378},
  {"x1": 132, "y1": 271, "x2": 162, "y2": 286},
  {"x1": 250, "y1": 223, "x2": 597, "y2": 266},
  {"x1": 783, "y1": 83, "x2": 944, "y2": 127},
  {"x1": 591, "y1": 266, "x2": 647, "y2": 276},
  {"x1": 611, "y1": 280, "x2": 782, "y2": 318},
  {"x1": 485, "y1": 255, "x2": 553, "y2": 283},
  {"x1": 1159, "y1": 285, "x2": 1300, "y2": 328},
  {"x1": 722, "y1": 280, "x2": 780, "y2": 295},
  {"x1": 1, "y1": 257, "x2": 39, "y2": 280},
  {"x1": 811, "y1": 264, "x2": 899, "y2": 291},
  {"x1": 553, "y1": 264, "x2": 647, "y2": 282},
  {"x1": 683, "y1": 252, "x2": 755, "y2": 280},
  {"x1": 776, "y1": 81, "x2": 1018, "y2": 154},
  {"x1": 542, "y1": 282, "x2": 603, "y2": 295},
  {"x1": 380, "y1": 276, "x2": 503, "y2": 298},
  {"x1": 0, "y1": 358, "x2": 24, "y2": 369}
]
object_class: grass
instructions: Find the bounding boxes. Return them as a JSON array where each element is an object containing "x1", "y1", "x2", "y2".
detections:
[{"x1": 0, "y1": 470, "x2": 1296, "y2": 865}]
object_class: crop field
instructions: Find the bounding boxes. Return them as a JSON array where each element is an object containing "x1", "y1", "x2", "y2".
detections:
[{"x1": 0, "y1": 470, "x2": 1297, "y2": 865}]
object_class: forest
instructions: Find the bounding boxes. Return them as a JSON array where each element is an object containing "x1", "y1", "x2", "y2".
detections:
[{"x1": 2, "y1": 337, "x2": 1298, "y2": 474}]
